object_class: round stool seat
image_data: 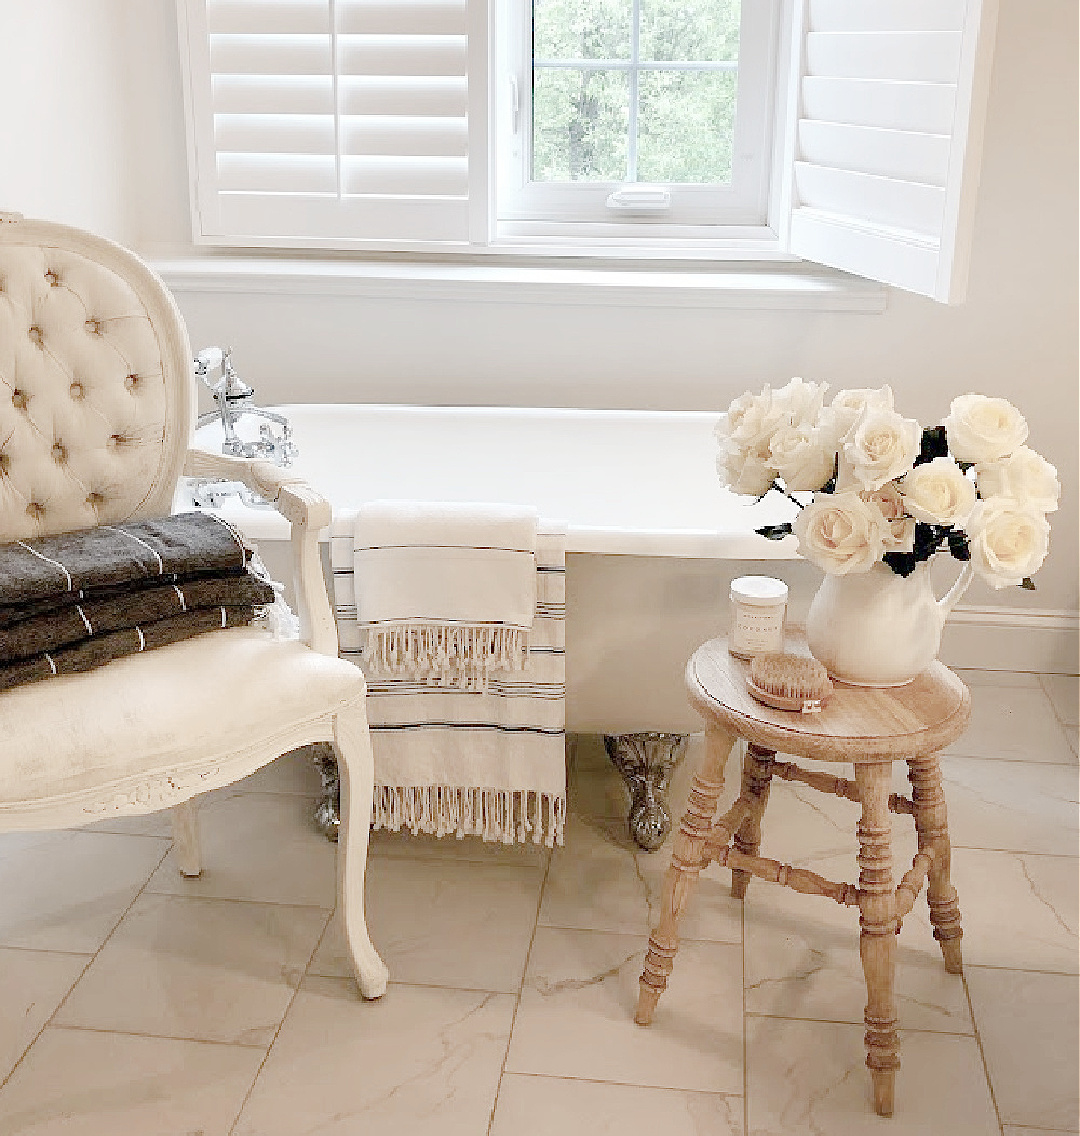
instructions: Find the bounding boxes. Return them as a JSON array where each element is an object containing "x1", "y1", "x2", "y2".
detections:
[{"x1": 686, "y1": 634, "x2": 971, "y2": 763}]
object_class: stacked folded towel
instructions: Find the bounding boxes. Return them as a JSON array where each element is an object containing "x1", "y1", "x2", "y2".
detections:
[
  {"x1": 0, "y1": 512, "x2": 276, "y2": 691},
  {"x1": 333, "y1": 501, "x2": 566, "y2": 847}
]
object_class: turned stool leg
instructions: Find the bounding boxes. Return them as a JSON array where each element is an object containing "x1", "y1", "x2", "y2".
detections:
[
  {"x1": 856, "y1": 762, "x2": 900, "y2": 1117},
  {"x1": 731, "y1": 744, "x2": 775, "y2": 899},
  {"x1": 908, "y1": 754, "x2": 963, "y2": 974},
  {"x1": 636, "y1": 723, "x2": 737, "y2": 1026}
]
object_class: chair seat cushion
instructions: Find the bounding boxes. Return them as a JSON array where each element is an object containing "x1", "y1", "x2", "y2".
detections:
[{"x1": 0, "y1": 627, "x2": 365, "y2": 812}]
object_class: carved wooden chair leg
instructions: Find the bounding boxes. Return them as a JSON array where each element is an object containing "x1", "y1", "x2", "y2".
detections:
[
  {"x1": 636, "y1": 723, "x2": 736, "y2": 1027},
  {"x1": 731, "y1": 744, "x2": 775, "y2": 899},
  {"x1": 908, "y1": 754, "x2": 963, "y2": 974},
  {"x1": 856, "y1": 762, "x2": 900, "y2": 1117},
  {"x1": 172, "y1": 798, "x2": 202, "y2": 878},
  {"x1": 335, "y1": 700, "x2": 390, "y2": 1000}
]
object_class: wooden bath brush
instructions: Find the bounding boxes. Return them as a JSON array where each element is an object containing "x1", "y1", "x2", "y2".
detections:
[{"x1": 746, "y1": 652, "x2": 833, "y2": 713}]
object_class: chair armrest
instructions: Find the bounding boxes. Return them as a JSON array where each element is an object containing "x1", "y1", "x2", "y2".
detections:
[{"x1": 183, "y1": 448, "x2": 337, "y2": 657}]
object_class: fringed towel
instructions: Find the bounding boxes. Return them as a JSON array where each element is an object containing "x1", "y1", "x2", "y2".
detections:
[
  {"x1": 354, "y1": 501, "x2": 539, "y2": 692},
  {"x1": 0, "y1": 512, "x2": 279, "y2": 691},
  {"x1": 333, "y1": 505, "x2": 566, "y2": 848}
]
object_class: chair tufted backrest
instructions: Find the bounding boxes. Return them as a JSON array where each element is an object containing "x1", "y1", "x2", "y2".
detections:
[{"x1": 0, "y1": 215, "x2": 195, "y2": 543}]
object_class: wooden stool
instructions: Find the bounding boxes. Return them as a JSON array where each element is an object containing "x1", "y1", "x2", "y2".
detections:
[{"x1": 635, "y1": 635, "x2": 971, "y2": 1118}]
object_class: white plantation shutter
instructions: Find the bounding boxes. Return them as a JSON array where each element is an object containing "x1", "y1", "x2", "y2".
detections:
[
  {"x1": 782, "y1": 0, "x2": 999, "y2": 302},
  {"x1": 177, "y1": 0, "x2": 490, "y2": 246}
]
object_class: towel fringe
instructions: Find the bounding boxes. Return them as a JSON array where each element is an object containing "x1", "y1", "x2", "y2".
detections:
[
  {"x1": 372, "y1": 785, "x2": 565, "y2": 848},
  {"x1": 365, "y1": 623, "x2": 529, "y2": 691}
]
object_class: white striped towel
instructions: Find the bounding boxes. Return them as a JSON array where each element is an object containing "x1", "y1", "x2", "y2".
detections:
[
  {"x1": 332, "y1": 506, "x2": 566, "y2": 847},
  {"x1": 354, "y1": 500, "x2": 538, "y2": 691}
]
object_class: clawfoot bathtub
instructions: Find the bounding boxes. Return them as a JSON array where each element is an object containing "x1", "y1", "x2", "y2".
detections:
[{"x1": 184, "y1": 404, "x2": 811, "y2": 848}]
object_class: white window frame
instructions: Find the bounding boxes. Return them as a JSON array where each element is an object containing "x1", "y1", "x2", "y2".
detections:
[{"x1": 495, "y1": 0, "x2": 780, "y2": 239}]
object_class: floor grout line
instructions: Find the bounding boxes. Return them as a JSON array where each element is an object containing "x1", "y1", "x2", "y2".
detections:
[
  {"x1": 962, "y1": 968, "x2": 1007, "y2": 1136},
  {"x1": 486, "y1": 841, "x2": 554, "y2": 1135},
  {"x1": 494, "y1": 1068, "x2": 745, "y2": 1095},
  {"x1": 224, "y1": 905, "x2": 335, "y2": 1136},
  {"x1": 0, "y1": 840, "x2": 172, "y2": 1094},
  {"x1": 35, "y1": 1023, "x2": 270, "y2": 1048},
  {"x1": 741, "y1": 881, "x2": 750, "y2": 1136}
]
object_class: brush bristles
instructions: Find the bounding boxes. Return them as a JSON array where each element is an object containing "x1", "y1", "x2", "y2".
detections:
[{"x1": 750, "y1": 652, "x2": 832, "y2": 702}]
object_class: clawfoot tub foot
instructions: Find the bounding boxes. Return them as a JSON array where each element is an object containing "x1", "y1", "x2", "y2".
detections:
[
  {"x1": 312, "y1": 742, "x2": 341, "y2": 842},
  {"x1": 605, "y1": 733, "x2": 688, "y2": 851}
]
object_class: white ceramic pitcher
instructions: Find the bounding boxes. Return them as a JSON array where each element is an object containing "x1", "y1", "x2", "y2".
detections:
[{"x1": 805, "y1": 559, "x2": 975, "y2": 687}]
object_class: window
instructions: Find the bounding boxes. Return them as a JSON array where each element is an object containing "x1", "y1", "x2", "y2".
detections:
[
  {"x1": 177, "y1": 0, "x2": 999, "y2": 302},
  {"x1": 497, "y1": 0, "x2": 778, "y2": 234}
]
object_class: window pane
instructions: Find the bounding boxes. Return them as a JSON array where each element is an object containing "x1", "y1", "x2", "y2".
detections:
[
  {"x1": 532, "y1": 68, "x2": 629, "y2": 181},
  {"x1": 533, "y1": 0, "x2": 632, "y2": 61},
  {"x1": 639, "y1": 0, "x2": 740, "y2": 63},
  {"x1": 636, "y1": 70, "x2": 736, "y2": 183}
]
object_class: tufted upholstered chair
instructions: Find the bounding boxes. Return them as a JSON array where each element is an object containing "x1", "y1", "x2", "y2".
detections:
[{"x1": 0, "y1": 213, "x2": 387, "y2": 999}]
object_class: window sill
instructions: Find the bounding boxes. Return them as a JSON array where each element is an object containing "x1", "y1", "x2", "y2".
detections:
[{"x1": 150, "y1": 255, "x2": 887, "y2": 313}]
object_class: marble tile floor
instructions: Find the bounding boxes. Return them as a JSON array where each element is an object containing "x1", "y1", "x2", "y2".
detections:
[{"x1": 0, "y1": 669, "x2": 1075, "y2": 1135}]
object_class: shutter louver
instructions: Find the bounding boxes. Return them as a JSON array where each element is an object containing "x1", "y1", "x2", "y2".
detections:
[
  {"x1": 178, "y1": 0, "x2": 489, "y2": 246},
  {"x1": 784, "y1": 0, "x2": 999, "y2": 302}
]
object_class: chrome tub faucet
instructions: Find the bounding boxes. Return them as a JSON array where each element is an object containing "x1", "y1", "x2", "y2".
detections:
[{"x1": 194, "y1": 346, "x2": 297, "y2": 467}]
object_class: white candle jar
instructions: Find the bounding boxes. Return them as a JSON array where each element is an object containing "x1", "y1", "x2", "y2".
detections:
[{"x1": 728, "y1": 576, "x2": 788, "y2": 660}]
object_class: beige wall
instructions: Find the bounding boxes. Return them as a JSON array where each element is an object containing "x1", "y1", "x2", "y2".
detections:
[{"x1": 2, "y1": 0, "x2": 1077, "y2": 621}]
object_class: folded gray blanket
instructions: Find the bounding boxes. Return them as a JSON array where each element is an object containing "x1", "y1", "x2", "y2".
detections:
[
  {"x1": 0, "y1": 606, "x2": 259, "y2": 692},
  {"x1": 0, "y1": 513, "x2": 250, "y2": 607},
  {"x1": 0, "y1": 574, "x2": 275, "y2": 663}
]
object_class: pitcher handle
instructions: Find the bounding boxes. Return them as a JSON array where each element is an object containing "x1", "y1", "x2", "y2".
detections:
[{"x1": 937, "y1": 560, "x2": 975, "y2": 618}]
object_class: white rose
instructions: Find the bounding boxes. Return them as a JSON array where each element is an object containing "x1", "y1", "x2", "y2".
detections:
[
  {"x1": 843, "y1": 408, "x2": 922, "y2": 492},
  {"x1": 825, "y1": 386, "x2": 896, "y2": 444},
  {"x1": 967, "y1": 497, "x2": 1050, "y2": 589},
  {"x1": 899, "y1": 457, "x2": 977, "y2": 527},
  {"x1": 771, "y1": 376, "x2": 829, "y2": 429},
  {"x1": 861, "y1": 484, "x2": 915, "y2": 552},
  {"x1": 944, "y1": 394, "x2": 1028, "y2": 464},
  {"x1": 793, "y1": 491, "x2": 886, "y2": 575},
  {"x1": 716, "y1": 439, "x2": 777, "y2": 497},
  {"x1": 976, "y1": 447, "x2": 1060, "y2": 513},
  {"x1": 769, "y1": 424, "x2": 836, "y2": 492},
  {"x1": 882, "y1": 516, "x2": 916, "y2": 553},
  {"x1": 718, "y1": 387, "x2": 784, "y2": 451}
]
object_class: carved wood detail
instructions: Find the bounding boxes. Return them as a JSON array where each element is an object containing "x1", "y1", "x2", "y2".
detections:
[
  {"x1": 731, "y1": 744, "x2": 775, "y2": 899},
  {"x1": 636, "y1": 723, "x2": 736, "y2": 1027},
  {"x1": 908, "y1": 755, "x2": 964, "y2": 973},
  {"x1": 719, "y1": 847, "x2": 859, "y2": 907},
  {"x1": 856, "y1": 762, "x2": 900, "y2": 1117},
  {"x1": 771, "y1": 759, "x2": 916, "y2": 815},
  {"x1": 895, "y1": 848, "x2": 936, "y2": 921},
  {"x1": 82, "y1": 767, "x2": 221, "y2": 815}
]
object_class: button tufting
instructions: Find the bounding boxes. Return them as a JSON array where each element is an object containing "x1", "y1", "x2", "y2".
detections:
[
  {"x1": 86, "y1": 491, "x2": 105, "y2": 508},
  {"x1": 108, "y1": 433, "x2": 127, "y2": 449},
  {"x1": 27, "y1": 326, "x2": 42, "y2": 346},
  {"x1": 44, "y1": 270, "x2": 59, "y2": 287},
  {"x1": 0, "y1": 452, "x2": 9, "y2": 475},
  {"x1": 124, "y1": 373, "x2": 139, "y2": 391},
  {"x1": 51, "y1": 441, "x2": 67, "y2": 463},
  {"x1": 85, "y1": 318, "x2": 102, "y2": 335},
  {"x1": 11, "y1": 389, "x2": 28, "y2": 411},
  {"x1": 26, "y1": 502, "x2": 45, "y2": 521},
  {"x1": 69, "y1": 381, "x2": 84, "y2": 399}
]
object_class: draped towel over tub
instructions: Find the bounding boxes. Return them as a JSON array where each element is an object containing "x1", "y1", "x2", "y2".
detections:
[{"x1": 332, "y1": 503, "x2": 566, "y2": 847}]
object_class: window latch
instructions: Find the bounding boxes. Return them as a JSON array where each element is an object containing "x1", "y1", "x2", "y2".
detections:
[
  {"x1": 509, "y1": 75, "x2": 520, "y2": 134},
  {"x1": 604, "y1": 186, "x2": 672, "y2": 214}
]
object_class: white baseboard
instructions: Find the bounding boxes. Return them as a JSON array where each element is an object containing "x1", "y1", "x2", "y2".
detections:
[{"x1": 941, "y1": 605, "x2": 1079, "y2": 674}]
